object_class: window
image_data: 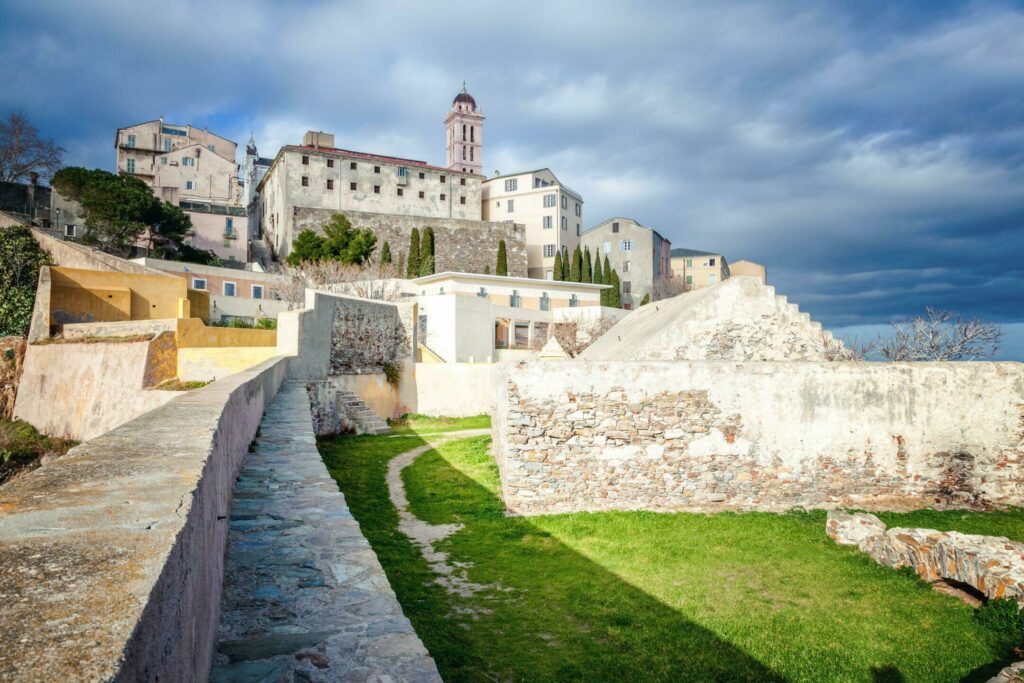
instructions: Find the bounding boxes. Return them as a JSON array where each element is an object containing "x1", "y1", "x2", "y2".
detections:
[
  {"x1": 513, "y1": 321, "x2": 529, "y2": 348},
  {"x1": 223, "y1": 282, "x2": 236, "y2": 297},
  {"x1": 191, "y1": 277, "x2": 207, "y2": 290},
  {"x1": 686, "y1": 275, "x2": 693, "y2": 284},
  {"x1": 301, "y1": 176, "x2": 309, "y2": 187},
  {"x1": 510, "y1": 290, "x2": 521, "y2": 308},
  {"x1": 374, "y1": 185, "x2": 380, "y2": 193},
  {"x1": 460, "y1": 177, "x2": 466, "y2": 186},
  {"x1": 708, "y1": 274, "x2": 717, "y2": 284},
  {"x1": 709, "y1": 258, "x2": 716, "y2": 266},
  {"x1": 471, "y1": 126, "x2": 475, "y2": 142},
  {"x1": 397, "y1": 188, "x2": 403, "y2": 196},
  {"x1": 418, "y1": 172, "x2": 425, "y2": 179},
  {"x1": 462, "y1": 147, "x2": 467, "y2": 160},
  {"x1": 126, "y1": 158, "x2": 136, "y2": 173},
  {"x1": 207, "y1": 144, "x2": 215, "y2": 152},
  {"x1": 440, "y1": 193, "x2": 446, "y2": 201},
  {"x1": 350, "y1": 182, "x2": 357, "y2": 190},
  {"x1": 418, "y1": 191, "x2": 425, "y2": 198},
  {"x1": 543, "y1": 194, "x2": 556, "y2": 207},
  {"x1": 622, "y1": 260, "x2": 630, "y2": 272},
  {"x1": 163, "y1": 139, "x2": 172, "y2": 151},
  {"x1": 505, "y1": 178, "x2": 517, "y2": 192},
  {"x1": 225, "y1": 218, "x2": 234, "y2": 236},
  {"x1": 459, "y1": 195, "x2": 466, "y2": 205},
  {"x1": 507, "y1": 199, "x2": 514, "y2": 212},
  {"x1": 327, "y1": 159, "x2": 334, "y2": 168},
  {"x1": 350, "y1": 162, "x2": 357, "y2": 170},
  {"x1": 160, "y1": 157, "x2": 167, "y2": 165},
  {"x1": 603, "y1": 241, "x2": 611, "y2": 253},
  {"x1": 477, "y1": 287, "x2": 488, "y2": 298},
  {"x1": 462, "y1": 124, "x2": 467, "y2": 141},
  {"x1": 685, "y1": 258, "x2": 693, "y2": 267},
  {"x1": 183, "y1": 157, "x2": 195, "y2": 167},
  {"x1": 575, "y1": 203, "x2": 581, "y2": 217},
  {"x1": 622, "y1": 281, "x2": 632, "y2": 293},
  {"x1": 576, "y1": 223, "x2": 580, "y2": 236},
  {"x1": 620, "y1": 239, "x2": 634, "y2": 251},
  {"x1": 302, "y1": 155, "x2": 309, "y2": 165},
  {"x1": 561, "y1": 216, "x2": 567, "y2": 230},
  {"x1": 540, "y1": 293, "x2": 551, "y2": 311},
  {"x1": 543, "y1": 244, "x2": 556, "y2": 257},
  {"x1": 374, "y1": 165, "x2": 381, "y2": 174},
  {"x1": 418, "y1": 314, "x2": 428, "y2": 339},
  {"x1": 398, "y1": 167, "x2": 407, "y2": 179},
  {"x1": 185, "y1": 180, "x2": 195, "y2": 190},
  {"x1": 252, "y1": 285, "x2": 264, "y2": 299},
  {"x1": 561, "y1": 196, "x2": 567, "y2": 209},
  {"x1": 64, "y1": 224, "x2": 77, "y2": 237},
  {"x1": 612, "y1": 221, "x2": 620, "y2": 233},
  {"x1": 543, "y1": 216, "x2": 553, "y2": 229},
  {"x1": 570, "y1": 294, "x2": 579, "y2": 308},
  {"x1": 327, "y1": 179, "x2": 334, "y2": 190},
  {"x1": 440, "y1": 175, "x2": 446, "y2": 183},
  {"x1": 470, "y1": 147, "x2": 474, "y2": 161},
  {"x1": 126, "y1": 134, "x2": 136, "y2": 147}
]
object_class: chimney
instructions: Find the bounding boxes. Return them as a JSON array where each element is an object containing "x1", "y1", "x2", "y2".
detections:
[{"x1": 302, "y1": 131, "x2": 335, "y2": 149}]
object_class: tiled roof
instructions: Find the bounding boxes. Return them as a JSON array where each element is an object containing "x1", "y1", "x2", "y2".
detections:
[
  {"x1": 287, "y1": 145, "x2": 473, "y2": 176},
  {"x1": 671, "y1": 247, "x2": 719, "y2": 258}
]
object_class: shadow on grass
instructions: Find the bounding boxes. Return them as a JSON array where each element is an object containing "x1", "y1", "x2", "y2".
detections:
[{"x1": 319, "y1": 432, "x2": 781, "y2": 682}]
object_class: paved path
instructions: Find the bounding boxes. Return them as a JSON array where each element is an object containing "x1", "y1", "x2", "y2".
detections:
[{"x1": 211, "y1": 382, "x2": 440, "y2": 682}]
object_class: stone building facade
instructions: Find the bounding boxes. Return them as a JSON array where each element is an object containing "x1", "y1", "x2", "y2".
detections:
[{"x1": 581, "y1": 217, "x2": 672, "y2": 309}]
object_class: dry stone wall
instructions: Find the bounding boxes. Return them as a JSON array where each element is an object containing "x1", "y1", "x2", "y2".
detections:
[
  {"x1": 293, "y1": 207, "x2": 528, "y2": 277},
  {"x1": 493, "y1": 360, "x2": 1024, "y2": 515},
  {"x1": 328, "y1": 294, "x2": 412, "y2": 374}
]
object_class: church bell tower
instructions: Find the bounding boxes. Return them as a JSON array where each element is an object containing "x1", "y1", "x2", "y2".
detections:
[{"x1": 445, "y1": 83, "x2": 484, "y2": 175}]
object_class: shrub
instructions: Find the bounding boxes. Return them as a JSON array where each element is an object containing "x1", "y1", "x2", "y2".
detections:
[
  {"x1": 383, "y1": 362, "x2": 400, "y2": 388},
  {"x1": 975, "y1": 598, "x2": 1024, "y2": 647},
  {"x1": 0, "y1": 225, "x2": 52, "y2": 337}
]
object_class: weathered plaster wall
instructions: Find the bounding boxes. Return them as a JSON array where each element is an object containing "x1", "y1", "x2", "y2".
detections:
[
  {"x1": 293, "y1": 207, "x2": 528, "y2": 277},
  {"x1": 62, "y1": 318, "x2": 178, "y2": 340},
  {"x1": 0, "y1": 357, "x2": 289, "y2": 682},
  {"x1": 325, "y1": 372, "x2": 400, "y2": 420},
  {"x1": 13, "y1": 334, "x2": 180, "y2": 441},
  {"x1": 493, "y1": 360, "x2": 1024, "y2": 515},
  {"x1": 178, "y1": 347, "x2": 280, "y2": 382},
  {"x1": 408, "y1": 362, "x2": 498, "y2": 417}
]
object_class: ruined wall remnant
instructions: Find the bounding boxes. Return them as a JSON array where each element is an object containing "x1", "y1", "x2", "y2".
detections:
[
  {"x1": 0, "y1": 337, "x2": 26, "y2": 420},
  {"x1": 492, "y1": 360, "x2": 1024, "y2": 515},
  {"x1": 329, "y1": 294, "x2": 411, "y2": 374}
]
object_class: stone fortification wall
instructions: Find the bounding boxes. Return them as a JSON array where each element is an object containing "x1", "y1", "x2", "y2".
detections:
[
  {"x1": 0, "y1": 356, "x2": 290, "y2": 681},
  {"x1": 581, "y1": 276, "x2": 836, "y2": 362},
  {"x1": 30, "y1": 228, "x2": 170, "y2": 276},
  {"x1": 13, "y1": 332, "x2": 180, "y2": 441},
  {"x1": 293, "y1": 207, "x2": 528, "y2": 277},
  {"x1": 493, "y1": 360, "x2": 1024, "y2": 516}
]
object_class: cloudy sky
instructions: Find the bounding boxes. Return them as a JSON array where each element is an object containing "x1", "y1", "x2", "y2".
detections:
[{"x1": 2, "y1": 0, "x2": 1022, "y2": 358}]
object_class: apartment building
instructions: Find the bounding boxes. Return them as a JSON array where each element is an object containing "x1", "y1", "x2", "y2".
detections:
[
  {"x1": 115, "y1": 118, "x2": 247, "y2": 262},
  {"x1": 258, "y1": 131, "x2": 483, "y2": 260},
  {"x1": 671, "y1": 248, "x2": 730, "y2": 288},
  {"x1": 581, "y1": 217, "x2": 672, "y2": 309},
  {"x1": 481, "y1": 168, "x2": 583, "y2": 280}
]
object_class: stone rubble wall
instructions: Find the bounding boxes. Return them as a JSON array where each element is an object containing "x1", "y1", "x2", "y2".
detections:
[
  {"x1": 493, "y1": 360, "x2": 1024, "y2": 515},
  {"x1": 293, "y1": 207, "x2": 528, "y2": 278},
  {"x1": 826, "y1": 511, "x2": 1024, "y2": 603},
  {"x1": 0, "y1": 337, "x2": 26, "y2": 420},
  {"x1": 581, "y1": 276, "x2": 836, "y2": 362}
]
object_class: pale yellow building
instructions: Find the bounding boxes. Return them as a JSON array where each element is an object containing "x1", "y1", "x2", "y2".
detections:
[
  {"x1": 671, "y1": 248, "x2": 729, "y2": 289},
  {"x1": 729, "y1": 259, "x2": 767, "y2": 284},
  {"x1": 482, "y1": 169, "x2": 583, "y2": 280}
]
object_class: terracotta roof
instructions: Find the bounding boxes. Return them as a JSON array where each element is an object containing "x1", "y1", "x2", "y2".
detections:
[{"x1": 288, "y1": 145, "x2": 473, "y2": 176}]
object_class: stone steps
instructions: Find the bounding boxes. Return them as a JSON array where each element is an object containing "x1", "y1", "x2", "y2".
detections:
[{"x1": 337, "y1": 390, "x2": 391, "y2": 435}]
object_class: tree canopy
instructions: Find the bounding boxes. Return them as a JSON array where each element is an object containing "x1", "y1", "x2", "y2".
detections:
[
  {"x1": 285, "y1": 213, "x2": 377, "y2": 267},
  {"x1": 0, "y1": 112, "x2": 64, "y2": 182}
]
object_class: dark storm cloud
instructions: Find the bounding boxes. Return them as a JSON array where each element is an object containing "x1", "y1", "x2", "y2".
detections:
[{"x1": 1, "y1": 0, "x2": 1021, "y2": 354}]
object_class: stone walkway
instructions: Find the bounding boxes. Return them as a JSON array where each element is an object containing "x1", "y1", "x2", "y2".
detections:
[{"x1": 211, "y1": 382, "x2": 440, "y2": 682}]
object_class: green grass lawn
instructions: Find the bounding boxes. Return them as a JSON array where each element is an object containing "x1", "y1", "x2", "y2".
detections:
[
  {"x1": 319, "y1": 417, "x2": 1023, "y2": 682},
  {"x1": 387, "y1": 413, "x2": 491, "y2": 435}
]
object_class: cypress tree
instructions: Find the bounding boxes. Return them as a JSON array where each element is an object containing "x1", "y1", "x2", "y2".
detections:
[
  {"x1": 583, "y1": 246, "x2": 593, "y2": 283},
  {"x1": 496, "y1": 240, "x2": 508, "y2": 276},
  {"x1": 406, "y1": 228, "x2": 420, "y2": 278},
  {"x1": 380, "y1": 241, "x2": 392, "y2": 264},
  {"x1": 420, "y1": 229, "x2": 434, "y2": 275},
  {"x1": 552, "y1": 250, "x2": 563, "y2": 282},
  {"x1": 601, "y1": 255, "x2": 613, "y2": 306},
  {"x1": 592, "y1": 253, "x2": 602, "y2": 288},
  {"x1": 570, "y1": 245, "x2": 583, "y2": 282},
  {"x1": 609, "y1": 269, "x2": 622, "y2": 308},
  {"x1": 561, "y1": 246, "x2": 570, "y2": 280},
  {"x1": 603, "y1": 255, "x2": 612, "y2": 284}
]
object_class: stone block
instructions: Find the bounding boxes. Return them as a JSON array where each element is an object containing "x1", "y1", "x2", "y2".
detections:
[{"x1": 826, "y1": 510, "x2": 887, "y2": 547}]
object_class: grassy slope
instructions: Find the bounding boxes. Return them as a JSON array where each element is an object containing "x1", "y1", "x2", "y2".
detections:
[
  {"x1": 320, "y1": 420, "x2": 1021, "y2": 682},
  {"x1": 0, "y1": 418, "x2": 76, "y2": 485}
]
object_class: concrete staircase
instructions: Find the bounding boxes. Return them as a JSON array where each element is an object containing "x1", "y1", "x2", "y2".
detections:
[{"x1": 338, "y1": 390, "x2": 391, "y2": 435}]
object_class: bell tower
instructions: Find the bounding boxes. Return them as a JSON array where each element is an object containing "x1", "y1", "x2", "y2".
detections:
[{"x1": 445, "y1": 83, "x2": 484, "y2": 175}]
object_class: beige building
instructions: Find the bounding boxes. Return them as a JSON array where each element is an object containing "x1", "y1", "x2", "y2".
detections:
[
  {"x1": 671, "y1": 248, "x2": 730, "y2": 289},
  {"x1": 481, "y1": 168, "x2": 583, "y2": 280},
  {"x1": 258, "y1": 131, "x2": 482, "y2": 260},
  {"x1": 581, "y1": 217, "x2": 672, "y2": 309},
  {"x1": 729, "y1": 259, "x2": 767, "y2": 284}
]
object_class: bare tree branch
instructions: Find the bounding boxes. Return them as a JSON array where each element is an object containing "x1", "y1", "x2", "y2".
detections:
[
  {"x1": 0, "y1": 112, "x2": 65, "y2": 182},
  {"x1": 277, "y1": 255, "x2": 405, "y2": 309},
  {"x1": 879, "y1": 308, "x2": 1003, "y2": 361},
  {"x1": 550, "y1": 317, "x2": 619, "y2": 358}
]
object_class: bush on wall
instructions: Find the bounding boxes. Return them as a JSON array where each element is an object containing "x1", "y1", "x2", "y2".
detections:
[{"x1": 0, "y1": 225, "x2": 51, "y2": 337}]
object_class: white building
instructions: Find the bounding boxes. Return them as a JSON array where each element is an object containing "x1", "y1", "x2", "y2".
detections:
[{"x1": 481, "y1": 169, "x2": 583, "y2": 280}]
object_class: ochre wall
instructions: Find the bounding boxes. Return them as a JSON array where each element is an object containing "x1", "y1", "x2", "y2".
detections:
[
  {"x1": 176, "y1": 317, "x2": 277, "y2": 348},
  {"x1": 49, "y1": 267, "x2": 188, "y2": 323},
  {"x1": 178, "y1": 347, "x2": 280, "y2": 382}
]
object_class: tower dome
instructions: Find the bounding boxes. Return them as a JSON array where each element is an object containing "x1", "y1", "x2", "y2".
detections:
[{"x1": 452, "y1": 84, "x2": 476, "y2": 110}]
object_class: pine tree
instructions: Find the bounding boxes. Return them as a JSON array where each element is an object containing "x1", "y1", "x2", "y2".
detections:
[
  {"x1": 552, "y1": 250, "x2": 563, "y2": 282},
  {"x1": 592, "y1": 253, "x2": 603, "y2": 288},
  {"x1": 496, "y1": 239, "x2": 508, "y2": 276},
  {"x1": 583, "y1": 246, "x2": 593, "y2": 283},
  {"x1": 419, "y1": 229, "x2": 434, "y2": 275},
  {"x1": 380, "y1": 241, "x2": 392, "y2": 264},
  {"x1": 406, "y1": 229, "x2": 420, "y2": 278},
  {"x1": 609, "y1": 269, "x2": 622, "y2": 308}
]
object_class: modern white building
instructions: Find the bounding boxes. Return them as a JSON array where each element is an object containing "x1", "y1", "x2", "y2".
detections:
[{"x1": 481, "y1": 169, "x2": 583, "y2": 280}]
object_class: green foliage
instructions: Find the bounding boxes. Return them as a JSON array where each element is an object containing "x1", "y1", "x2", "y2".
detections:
[
  {"x1": 211, "y1": 317, "x2": 276, "y2": 329},
  {"x1": 552, "y1": 250, "x2": 563, "y2": 282},
  {"x1": 419, "y1": 254, "x2": 435, "y2": 277},
  {"x1": 0, "y1": 418, "x2": 75, "y2": 485},
  {"x1": 483, "y1": 264, "x2": 490, "y2": 275},
  {"x1": 592, "y1": 252, "x2": 603, "y2": 286},
  {"x1": 583, "y1": 246, "x2": 593, "y2": 283},
  {"x1": 380, "y1": 241, "x2": 392, "y2": 264},
  {"x1": 285, "y1": 214, "x2": 376, "y2": 266},
  {"x1": 496, "y1": 239, "x2": 508, "y2": 276},
  {"x1": 422, "y1": 227, "x2": 435, "y2": 258},
  {"x1": 0, "y1": 225, "x2": 51, "y2": 337},
  {"x1": 609, "y1": 269, "x2": 622, "y2": 308},
  {"x1": 383, "y1": 362, "x2": 401, "y2": 388},
  {"x1": 407, "y1": 228, "x2": 421, "y2": 278},
  {"x1": 570, "y1": 245, "x2": 583, "y2": 282},
  {"x1": 561, "y1": 246, "x2": 570, "y2": 280},
  {"x1": 640, "y1": 292, "x2": 651, "y2": 306},
  {"x1": 976, "y1": 598, "x2": 1024, "y2": 647}
]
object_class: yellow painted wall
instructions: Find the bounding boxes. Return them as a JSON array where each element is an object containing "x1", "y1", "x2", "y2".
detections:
[
  {"x1": 176, "y1": 317, "x2": 277, "y2": 348},
  {"x1": 187, "y1": 288, "x2": 211, "y2": 323},
  {"x1": 177, "y1": 347, "x2": 279, "y2": 382},
  {"x1": 50, "y1": 267, "x2": 188, "y2": 322},
  {"x1": 50, "y1": 284, "x2": 131, "y2": 324}
]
